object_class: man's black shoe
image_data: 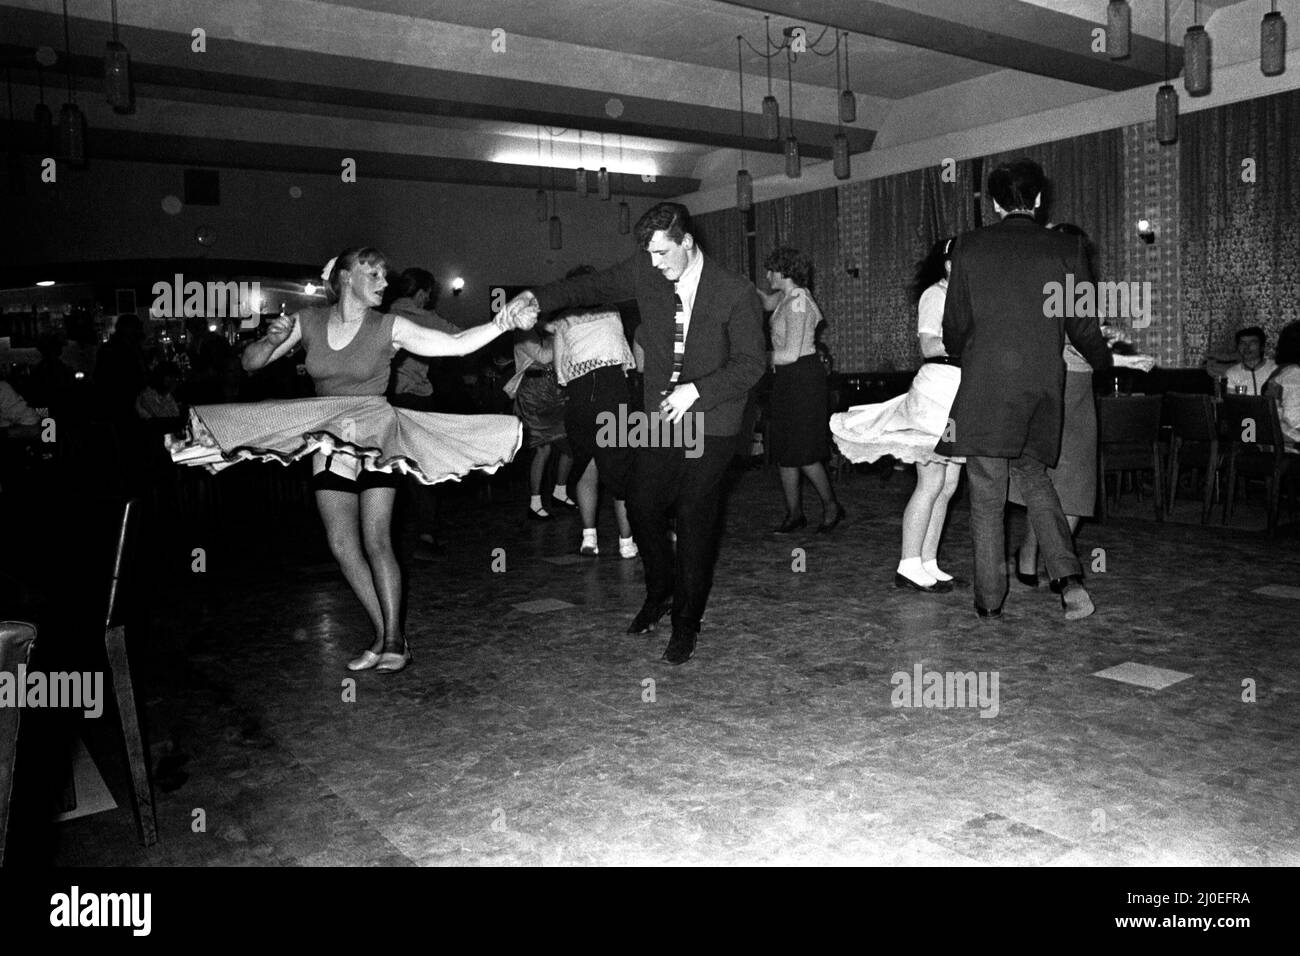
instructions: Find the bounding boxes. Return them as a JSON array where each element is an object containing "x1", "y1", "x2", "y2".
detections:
[
  {"x1": 627, "y1": 598, "x2": 673, "y2": 635},
  {"x1": 662, "y1": 627, "x2": 697, "y2": 665}
]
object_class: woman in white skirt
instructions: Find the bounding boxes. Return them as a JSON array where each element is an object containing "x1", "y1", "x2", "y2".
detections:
[{"x1": 830, "y1": 238, "x2": 965, "y2": 592}]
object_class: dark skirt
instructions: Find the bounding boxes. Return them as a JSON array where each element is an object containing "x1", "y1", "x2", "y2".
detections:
[
  {"x1": 563, "y1": 364, "x2": 634, "y2": 500},
  {"x1": 1009, "y1": 370, "x2": 1097, "y2": 516},
  {"x1": 770, "y1": 354, "x2": 831, "y2": 467},
  {"x1": 514, "y1": 369, "x2": 567, "y2": 448}
]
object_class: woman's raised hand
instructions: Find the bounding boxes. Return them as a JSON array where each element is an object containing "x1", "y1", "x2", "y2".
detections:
[{"x1": 265, "y1": 314, "x2": 296, "y2": 346}]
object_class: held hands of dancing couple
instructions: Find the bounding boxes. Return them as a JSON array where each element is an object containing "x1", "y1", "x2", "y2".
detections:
[{"x1": 498, "y1": 289, "x2": 698, "y2": 423}]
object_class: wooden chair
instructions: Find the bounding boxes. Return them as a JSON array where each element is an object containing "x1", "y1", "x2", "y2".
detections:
[
  {"x1": 0, "y1": 621, "x2": 37, "y2": 866},
  {"x1": 1220, "y1": 395, "x2": 1295, "y2": 536},
  {"x1": 1097, "y1": 395, "x2": 1165, "y2": 522},
  {"x1": 101, "y1": 498, "x2": 158, "y2": 846},
  {"x1": 1164, "y1": 392, "x2": 1220, "y2": 523}
]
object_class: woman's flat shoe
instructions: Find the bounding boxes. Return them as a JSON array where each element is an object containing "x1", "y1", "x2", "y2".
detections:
[
  {"x1": 1014, "y1": 549, "x2": 1040, "y2": 588},
  {"x1": 893, "y1": 572, "x2": 952, "y2": 594},
  {"x1": 346, "y1": 649, "x2": 383, "y2": 671},
  {"x1": 773, "y1": 515, "x2": 807, "y2": 534},
  {"x1": 374, "y1": 646, "x2": 412, "y2": 673},
  {"x1": 528, "y1": 506, "x2": 551, "y2": 521},
  {"x1": 817, "y1": 504, "x2": 846, "y2": 533}
]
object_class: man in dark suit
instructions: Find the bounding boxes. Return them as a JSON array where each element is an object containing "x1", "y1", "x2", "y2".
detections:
[
  {"x1": 935, "y1": 160, "x2": 1112, "y2": 621},
  {"x1": 500, "y1": 203, "x2": 765, "y2": 663}
]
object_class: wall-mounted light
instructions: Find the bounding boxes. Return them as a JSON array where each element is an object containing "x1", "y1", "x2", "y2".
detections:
[
  {"x1": 1137, "y1": 218, "x2": 1156, "y2": 243},
  {"x1": 36, "y1": 280, "x2": 56, "y2": 287},
  {"x1": 451, "y1": 277, "x2": 465, "y2": 296}
]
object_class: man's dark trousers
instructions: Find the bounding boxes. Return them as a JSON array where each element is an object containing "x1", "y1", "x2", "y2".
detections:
[
  {"x1": 966, "y1": 454, "x2": 1082, "y2": 611},
  {"x1": 627, "y1": 437, "x2": 733, "y2": 633}
]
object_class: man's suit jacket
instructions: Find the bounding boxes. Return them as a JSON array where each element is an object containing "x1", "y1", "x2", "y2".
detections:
[
  {"x1": 934, "y1": 214, "x2": 1112, "y2": 465},
  {"x1": 533, "y1": 252, "x2": 765, "y2": 437}
]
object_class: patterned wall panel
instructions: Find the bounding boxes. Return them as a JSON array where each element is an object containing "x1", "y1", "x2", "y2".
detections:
[{"x1": 1123, "y1": 121, "x2": 1182, "y2": 368}]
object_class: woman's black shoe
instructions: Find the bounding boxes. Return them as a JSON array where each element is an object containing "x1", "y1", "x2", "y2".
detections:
[
  {"x1": 1014, "y1": 549, "x2": 1040, "y2": 587},
  {"x1": 817, "y1": 503, "x2": 846, "y2": 533},
  {"x1": 773, "y1": 515, "x2": 808, "y2": 534},
  {"x1": 893, "y1": 572, "x2": 952, "y2": 594}
]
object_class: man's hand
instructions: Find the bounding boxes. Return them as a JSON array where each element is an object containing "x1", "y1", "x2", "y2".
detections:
[
  {"x1": 658, "y1": 383, "x2": 699, "y2": 424},
  {"x1": 1115, "y1": 353, "x2": 1157, "y2": 373},
  {"x1": 495, "y1": 291, "x2": 540, "y2": 331}
]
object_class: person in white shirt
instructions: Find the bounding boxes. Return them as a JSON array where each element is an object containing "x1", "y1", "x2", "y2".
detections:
[
  {"x1": 1222, "y1": 327, "x2": 1277, "y2": 395},
  {"x1": 1264, "y1": 322, "x2": 1300, "y2": 452}
]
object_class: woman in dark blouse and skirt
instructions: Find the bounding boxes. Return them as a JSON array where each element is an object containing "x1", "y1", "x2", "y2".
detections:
[{"x1": 760, "y1": 247, "x2": 844, "y2": 533}]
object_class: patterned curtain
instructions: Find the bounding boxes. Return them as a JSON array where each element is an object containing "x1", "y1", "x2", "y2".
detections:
[
  {"x1": 1180, "y1": 88, "x2": 1300, "y2": 365},
  {"x1": 691, "y1": 207, "x2": 749, "y2": 278},
  {"x1": 834, "y1": 162, "x2": 977, "y2": 371},
  {"x1": 981, "y1": 128, "x2": 1126, "y2": 283}
]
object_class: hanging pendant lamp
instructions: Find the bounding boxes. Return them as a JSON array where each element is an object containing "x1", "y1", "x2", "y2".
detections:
[
  {"x1": 1184, "y1": 0, "x2": 1212, "y2": 96},
  {"x1": 104, "y1": 0, "x2": 134, "y2": 114},
  {"x1": 838, "y1": 32, "x2": 856, "y2": 123},
  {"x1": 1261, "y1": 1, "x2": 1286, "y2": 76},
  {"x1": 1107, "y1": 2, "x2": 1132, "y2": 60},
  {"x1": 58, "y1": 0, "x2": 87, "y2": 167},
  {"x1": 735, "y1": 36, "x2": 753, "y2": 211},
  {"x1": 783, "y1": 48, "x2": 800, "y2": 178},
  {"x1": 761, "y1": 16, "x2": 780, "y2": 139}
]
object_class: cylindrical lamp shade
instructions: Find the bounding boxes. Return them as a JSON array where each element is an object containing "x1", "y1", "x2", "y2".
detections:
[
  {"x1": 33, "y1": 102, "x2": 54, "y2": 152},
  {"x1": 618, "y1": 201, "x2": 630, "y2": 234},
  {"x1": 597, "y1": 167, "x2": 610, "y2": 200},
  {"x1": 1261, "y1": 11, "x2": 1286, "y2": 77},
  {"x1": 736, "y1": 169, "x2": 753, "y2": 210},
  {"x1": 1107, "y1": 2, "x2": 1131, "y2": 60},
  {"x1": 549, "y1": 216, "x2": 562, "y2": 249},
  {"x1": 1184, "y1": 25, "x2": 1211, "y2": 96},
  {"x1": 838, "y1": 89, "x2": 856, "y2": 124},
  {"x1": 1156, "y1": 84, "x2": 1179, "y2": 145},
  {"x1": 535, "y1": 189, "x2": 548, "y2": 222},
  {"x1": 832, "y1": 133, "x2": 850, "y2": 180},
  {"x1": 104, "y1": 41, "x2": 134, "y2": 113},
  {"x1": 761, "y1": 96, "x2": 780, "y2": 139},
  {"x1": 57, "y1": 102, "x2": 86, "y2": 167},
  {"x1": 784, "y1": 137, "x2": 801, "y2": 178},
  {"x1": 575, "y1": 168, "x2": 588, "y2": 198}
]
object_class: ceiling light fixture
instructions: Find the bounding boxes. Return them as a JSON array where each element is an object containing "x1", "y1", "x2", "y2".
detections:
[
  {"x1": 617, "y1": 135, "x2": 630, "y2": 234},
  {"x1": 1184, "y1": 0, "x2": 1212, "y2": 95},
  {"x1": 104, "y1": 0, "x2": 134, "y2": 113},
  {"x1": 761, "y1": 16, "x2": 780, "y2": 139},
  {"x1": 1107, "y1": 2, "x2": 1132, "y2": 60},
  {"x1": 597, "y1": 134, "x2": 610, "y2": 201},
  {"x1": 784, "y1": 46, "x2": 800, "y2": 178},
  {"x1": 535, "y1": 127, "x2": 547, "y2": 222},
  {"x1": 1261, "y1": 1, "x2": 1286, "y2": 76},
  {"x1": 735, "y1": 36, "x2": 753, "y2": 210},
  {"x1": 34, "y1": 57, "x2": 53, "y2": 152},
  {"x1": 549, "y1": 133, "x2": 562, "y2": 250},
  {"x1": 1157, "y1": 0, "x2": 1179, "y2": 144},
  {"x1": 832, "y1": 32, "x2": 850, "y2": 179},
  {"x1": 575, "y1": 130, "x2": 588, "y2": 198},
  {"x1": 58, "y1": 0, "x2": 87, "y2": 168},
  {"x1": 839, "y1": 30, "x2": 856, "y2": 122}
]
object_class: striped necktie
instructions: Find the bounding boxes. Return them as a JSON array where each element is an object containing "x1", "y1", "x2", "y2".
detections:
[{"x1": 670, "y1": 288, "x2": 686, "y2": 385}]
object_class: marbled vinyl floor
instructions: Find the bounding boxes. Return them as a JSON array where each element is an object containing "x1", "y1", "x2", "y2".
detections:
[{"x1": 40, "y1": 462, "x2": 1300, "y2": 866}]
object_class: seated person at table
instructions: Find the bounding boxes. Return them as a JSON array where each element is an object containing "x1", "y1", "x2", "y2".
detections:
[
  {"x1": 135, "y1": 361, "x2": 183, "y2": 420},
  {"x1": 1219, "y1": 327, "x2": 1277, "y2": 395},
  {"x1": 1264, "y1": 321, "x2": 1300, "y2": 453}
]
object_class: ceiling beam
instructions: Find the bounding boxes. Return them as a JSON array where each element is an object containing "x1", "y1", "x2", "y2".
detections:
[
  {"x1": 718, "y1": 0, "x2": 1180, "y2": 91},
  {"x1": 5, "y1": 123, "x2": 700, "y2": 196}
]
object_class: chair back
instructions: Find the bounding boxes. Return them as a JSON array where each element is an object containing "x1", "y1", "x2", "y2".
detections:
[
  {"x1": 0, "y1": 620, "x2": 37, "y2": 866},
  {"x1": 1097, "y1": 395, "x2": 1164, "y2": 445},
  {"x1": 1221, "y1": 395, "x2": 1285, "y2": 451},
  {"x1": 1164, "y1": 392, "x2": 1216, "y2": 443},
  {"x1": 105, "y1": 498, "x2": 139, "y2": 631}
]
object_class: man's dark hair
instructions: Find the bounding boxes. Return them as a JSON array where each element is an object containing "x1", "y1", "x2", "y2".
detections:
[
  {"x1": 1274, "y1": 322, "x2": 1300, "y2": 367},
  {"x1": 633, "y1": 202, "x2": 692, "y2": 250},
  {"x1": 391, "y1": 267, "x2": 439, "y2": 305},
  {"x1": 988, "y1": 159, "x2": 1046, "y2": 213},
  {"x1": 1235, "y1": 326, "x2": 1266, "y2": 347},
  {"x1": 763, "y1": 246, "x2": 813, "y2": 290}
]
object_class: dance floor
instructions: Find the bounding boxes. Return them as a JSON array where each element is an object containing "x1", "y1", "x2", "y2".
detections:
[{"x1": 31, "y1": 463, "x2": 1300, "y2": 866}]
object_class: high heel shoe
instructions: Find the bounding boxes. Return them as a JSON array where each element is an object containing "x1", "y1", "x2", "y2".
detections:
[
  {"x1": 374, "y1": 642, "x2": 412, "y2": 673},
  {"x1": 1014, "y1": 549, "x2": 1040, "y2": 588},
  {"x1": 346, "y1": 649, "x2": 383, "y2": 671},
  {"x1": 773, "y1": 514, "x2": 807, "y2": 534},
  {"x1": 817, "y1": 503, "x2": 846, "y2": 533}
]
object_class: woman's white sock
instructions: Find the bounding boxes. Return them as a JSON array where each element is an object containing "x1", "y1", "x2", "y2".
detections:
[{"x1": 897, "y1": 557, "x2": 937, "y2": 586}]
